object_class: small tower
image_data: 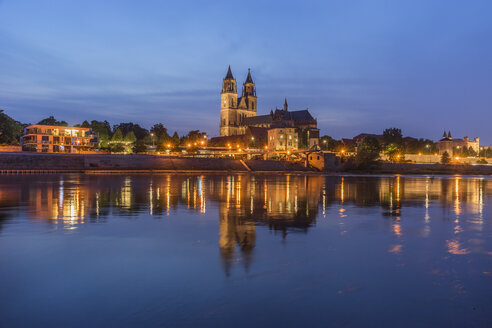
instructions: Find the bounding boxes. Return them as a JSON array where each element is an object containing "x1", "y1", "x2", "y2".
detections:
[
  {"x1": 448, "y1": 131, "x2": 452, "y2": 140},
  {"x1": 283, "y1": 98, "x2": 288, "y2": 111},
  {"x1": 220, "y1": 66, "x2": 238, "y2": 136}
]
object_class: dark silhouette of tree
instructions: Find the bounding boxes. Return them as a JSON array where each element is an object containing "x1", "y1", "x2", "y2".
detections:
[
  {"x1": 0, "y1": 110, "x2": 25, "y2": 145},
  {"x1": 382, "y1": 128, "x2": 402, "y2": 145},
  {"x1": 441, "y1": 151, "x2": 451, "y2": 164},
  {"x1": 355, "y1": 136, "x2": 381, "y2": 169},
  {"x1": 37, "y1": 116, "x2": 68, "y2": 126}
]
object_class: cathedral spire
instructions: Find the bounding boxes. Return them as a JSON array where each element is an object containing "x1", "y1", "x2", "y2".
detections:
[
  {"x1": 245, "y1": 68, "x2": 254, "y2": 84},
  {"x1": 224, "y1": 65, "x2": 234, "y2": 80},
  {"x1": 448, "y1": 130, "x2": 452, "y2": 139},
  {"x1": 283, "y1": 98, "x2": 288, "y2": 111}
]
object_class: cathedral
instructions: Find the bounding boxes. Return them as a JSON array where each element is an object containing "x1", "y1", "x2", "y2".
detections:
[
  {"x1": 220, "y1": 66, "x2": 257, "y2": 136},
  {"x1": 218, "y1": 66, "x2": 320, "y2": 149}
]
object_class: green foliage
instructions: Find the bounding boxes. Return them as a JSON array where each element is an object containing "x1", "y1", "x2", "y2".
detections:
[
  {"x1": 441, "y1": 151, "x2": 451, "y2": 164},
  {"x1": 171, "y1": 132, "x2": 180, "y2": 145},
  {"x1": 110, "y1": 143, "x2": 125, "y2": 153},
  {"x1": 384, "y1": 143, "x2": 404, "y2": 162},
  {"x1": 296, "y1": 128, "x2": 309, "y2": 149},
  {"x1": 124, "y1": 131, "x2": 137, "y2": 143},
  {"x1": 88, "y1": 120, "x2": 111, "y2": 149},
  {"x1": 355, "y1": 136, "x2": 381, "y2": 169},
  {"x1": 479, "y1": 148, "x2": 492, "y2": 158},
  {"x1": 37, "y1": 116, "x2": 68, "y2": 126},
  {"x1": 111, "y1": 128, "x2": 124, "y2": 142},
  {"x1": 0, "y1": 110, "x2": 25, "y2": 145},
  {"x1": 320, "y1": 135, "x2": 340, "y2": 151},
  {"x1": 133, "y1": 140, "x2": 147, "y2": 153},
  {"x1": 382, "y1": 128, "x2": 402, "y2": 145},
  {"x1": 150, "y1": 123, "x2": 169, "y2": 140},
  {"x1": 113, "y1": 123, "x2": 149, "y2": 140}
]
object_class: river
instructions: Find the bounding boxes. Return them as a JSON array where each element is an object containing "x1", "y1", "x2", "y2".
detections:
[{"x1": 0, "y1": 174, "x2": 491, "y2": 327}]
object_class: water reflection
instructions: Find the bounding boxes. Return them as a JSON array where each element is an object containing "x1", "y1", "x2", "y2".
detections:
[{"x1": 0, "y1": 174, "x2": 490, "y2": 269}]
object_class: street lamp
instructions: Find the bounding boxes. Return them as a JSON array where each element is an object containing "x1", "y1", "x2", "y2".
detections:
[{"x1": 150, "y1": 133, "x2": 155, "y2": 147}]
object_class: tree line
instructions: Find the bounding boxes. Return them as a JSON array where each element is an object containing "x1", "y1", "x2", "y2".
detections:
[{"x1": 0, "y1": 111, "x2": 206, "y2": 153}]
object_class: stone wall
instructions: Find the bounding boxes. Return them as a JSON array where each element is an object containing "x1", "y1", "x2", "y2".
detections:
[{"x1": 0, "y1": 153, "x2": 311, "y2": 172}]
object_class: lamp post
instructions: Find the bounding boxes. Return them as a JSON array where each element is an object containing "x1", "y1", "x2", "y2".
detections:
[{"x1": 150, "y1": 133, "x2": 155, "y2": 147}]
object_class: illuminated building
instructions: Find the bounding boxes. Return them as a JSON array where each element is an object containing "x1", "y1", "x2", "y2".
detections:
[
  {"x1": 218, "y1": 66, "x2": 320, "y2": 148},
  {"x1": 21, "y1": 124, "x2": 99, "y2": 153},
  {"x1": 438, "y1": 131, "x2": 479, "y2": 155}
]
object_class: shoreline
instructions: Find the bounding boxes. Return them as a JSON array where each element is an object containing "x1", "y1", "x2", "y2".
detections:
[{"x1": 0, "y1": 152, "x2": 491, "y2": 176}]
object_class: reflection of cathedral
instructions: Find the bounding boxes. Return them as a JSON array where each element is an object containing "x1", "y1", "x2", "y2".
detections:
[{"x1": 0, "y1": 174, "x2": 489, "y2": 273}]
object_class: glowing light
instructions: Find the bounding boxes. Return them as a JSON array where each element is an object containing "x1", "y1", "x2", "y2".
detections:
[
  {"x1": 167, "y1": 144, "x2": 171, "y2": 148},
  {"x1": 200, "y1": 141, "x2": 204, "y2": 145},
  {"x1": 187, "y1": 143, "x2": 191, "y2": 148}
]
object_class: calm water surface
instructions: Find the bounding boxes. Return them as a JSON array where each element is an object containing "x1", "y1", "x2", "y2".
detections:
[{"x1": 0, "y1": 174, "x2": 491, "y2": 327}]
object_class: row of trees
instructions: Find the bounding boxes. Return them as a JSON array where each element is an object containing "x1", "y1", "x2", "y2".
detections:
[
  {"x1": 78, "y1": 120, "x2": 206, "y2": 153},
  {"x1": 0, "y1": 111, "x2": 208, "y2": 154},
  {"x1": 320, "y1": 128, "x2": 438, "y2": 156}
]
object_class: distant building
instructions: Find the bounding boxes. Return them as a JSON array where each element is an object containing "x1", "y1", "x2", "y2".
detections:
[
  {"x1": 306, "y1": 152, "x2": 340, "y2": 171},
  {"x1": 268, "y1": 126, "x2": 298, "y2": 151},
  {"x1": 437, "y1": 131, "x2": 479, "y2": 155},
  {"x1": 219, "y1": 66, "x2": 319, "y2": 149},
  {"x1": 21, "y1": 124, "x2": 99, "y2": 153}
]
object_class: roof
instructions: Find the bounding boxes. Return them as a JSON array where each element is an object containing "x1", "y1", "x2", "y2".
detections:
[
  {"x1": 244, "y1": 68, "x2": 254, "y2": 83},
  {"x1": 25, "y1": 124, "x2": 91, "y2": 130},
  {"x1": 283, "y1": 109, "x2": 315, "y2": 121},
  {"x1": 243, "y1": 114, "x2": 272, "y2": 125},
  {"x1": 224, "y1": 65, "x2": 234, "y2": 80}
]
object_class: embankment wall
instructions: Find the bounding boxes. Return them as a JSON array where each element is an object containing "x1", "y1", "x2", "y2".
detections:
[{"x1": 0, "y1": 153, "x2": 311, "y2": 172}]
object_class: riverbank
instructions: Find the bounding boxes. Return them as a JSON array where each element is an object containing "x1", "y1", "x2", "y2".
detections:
[
  {"x1": 1, "y1": 152, "x2": 492, "y2": 175},
  {"x1": 0, "y1": 152, "x2": 313, "y2": 173},
  {"x1": 345, "y1": 162, "x2": 492, "y2": 175}
]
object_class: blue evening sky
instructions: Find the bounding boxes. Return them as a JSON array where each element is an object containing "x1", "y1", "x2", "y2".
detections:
[{"x1": 1, "y1": 0, "x2": 491, "y2": 142}]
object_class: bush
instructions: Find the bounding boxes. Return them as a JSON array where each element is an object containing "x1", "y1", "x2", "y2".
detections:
[
  {"x1": 441, "y1": 151, "x2": 451, "y2": 164},
  {"x1": 355, "y1": 136, "x2": 381, "y2": 169},
  {"x1": 110, "y1": 143, "x2": 125, "y2": 153}
]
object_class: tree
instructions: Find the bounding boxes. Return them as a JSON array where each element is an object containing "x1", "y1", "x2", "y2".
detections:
[
  {"x1": 124, "y1": 131, "x2": 137, "y2": 143},
  {"x1": 355, "y1": 136, "x2": 381, "y2": 169},
  {"x1": 150, "y1": 123, "x2": 169, "y2": 139},
  {"x1": 0, "y1": 110, "x2": 25, "y2": 145},
  {"x1": 320, "y1": 135, "x2": 340, "y2": 151},
  {"x1": 468, "y1": 146, "x2": 477, "y2": 157},
  {"x1": 382, "y1": 128, "x2": 403, "y2": 145},
  {"x1": 113, "y1": 123, "x2": 149, "y2": 140},
  {"x1": 441, "y1": 151, "x2": 451, "y2": 164},
  {"x1": 385, "y1": 143, "x2": 404, "y2": 162},
  {"x1": 110, "y1": 143, "x2": 125, "y2": 153},
  {"x1": 133, "y1": 140, "x2": 147, "y2": 153},
  {"x1": 111, "y1": 128, "x2": 123, "y2": 142},
  {"x1": 37, "y1": 116, "x2": 68, "y2": 126},
  {"x1": 88, "y1": 120, "x2": 112, "y2": 149}
]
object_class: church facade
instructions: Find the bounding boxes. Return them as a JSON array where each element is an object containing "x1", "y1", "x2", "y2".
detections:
[
  {"x1": 219, "y1": 66, "x2": 319, "y2": 149},
  {"x1": 220, "y1": 66, "x2": 257, "y2": 136}
]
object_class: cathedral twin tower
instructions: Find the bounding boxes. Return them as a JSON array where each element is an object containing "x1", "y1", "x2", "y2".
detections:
[{"x1": 220, "y1": 66, "x2": 257, "y2": 136}]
